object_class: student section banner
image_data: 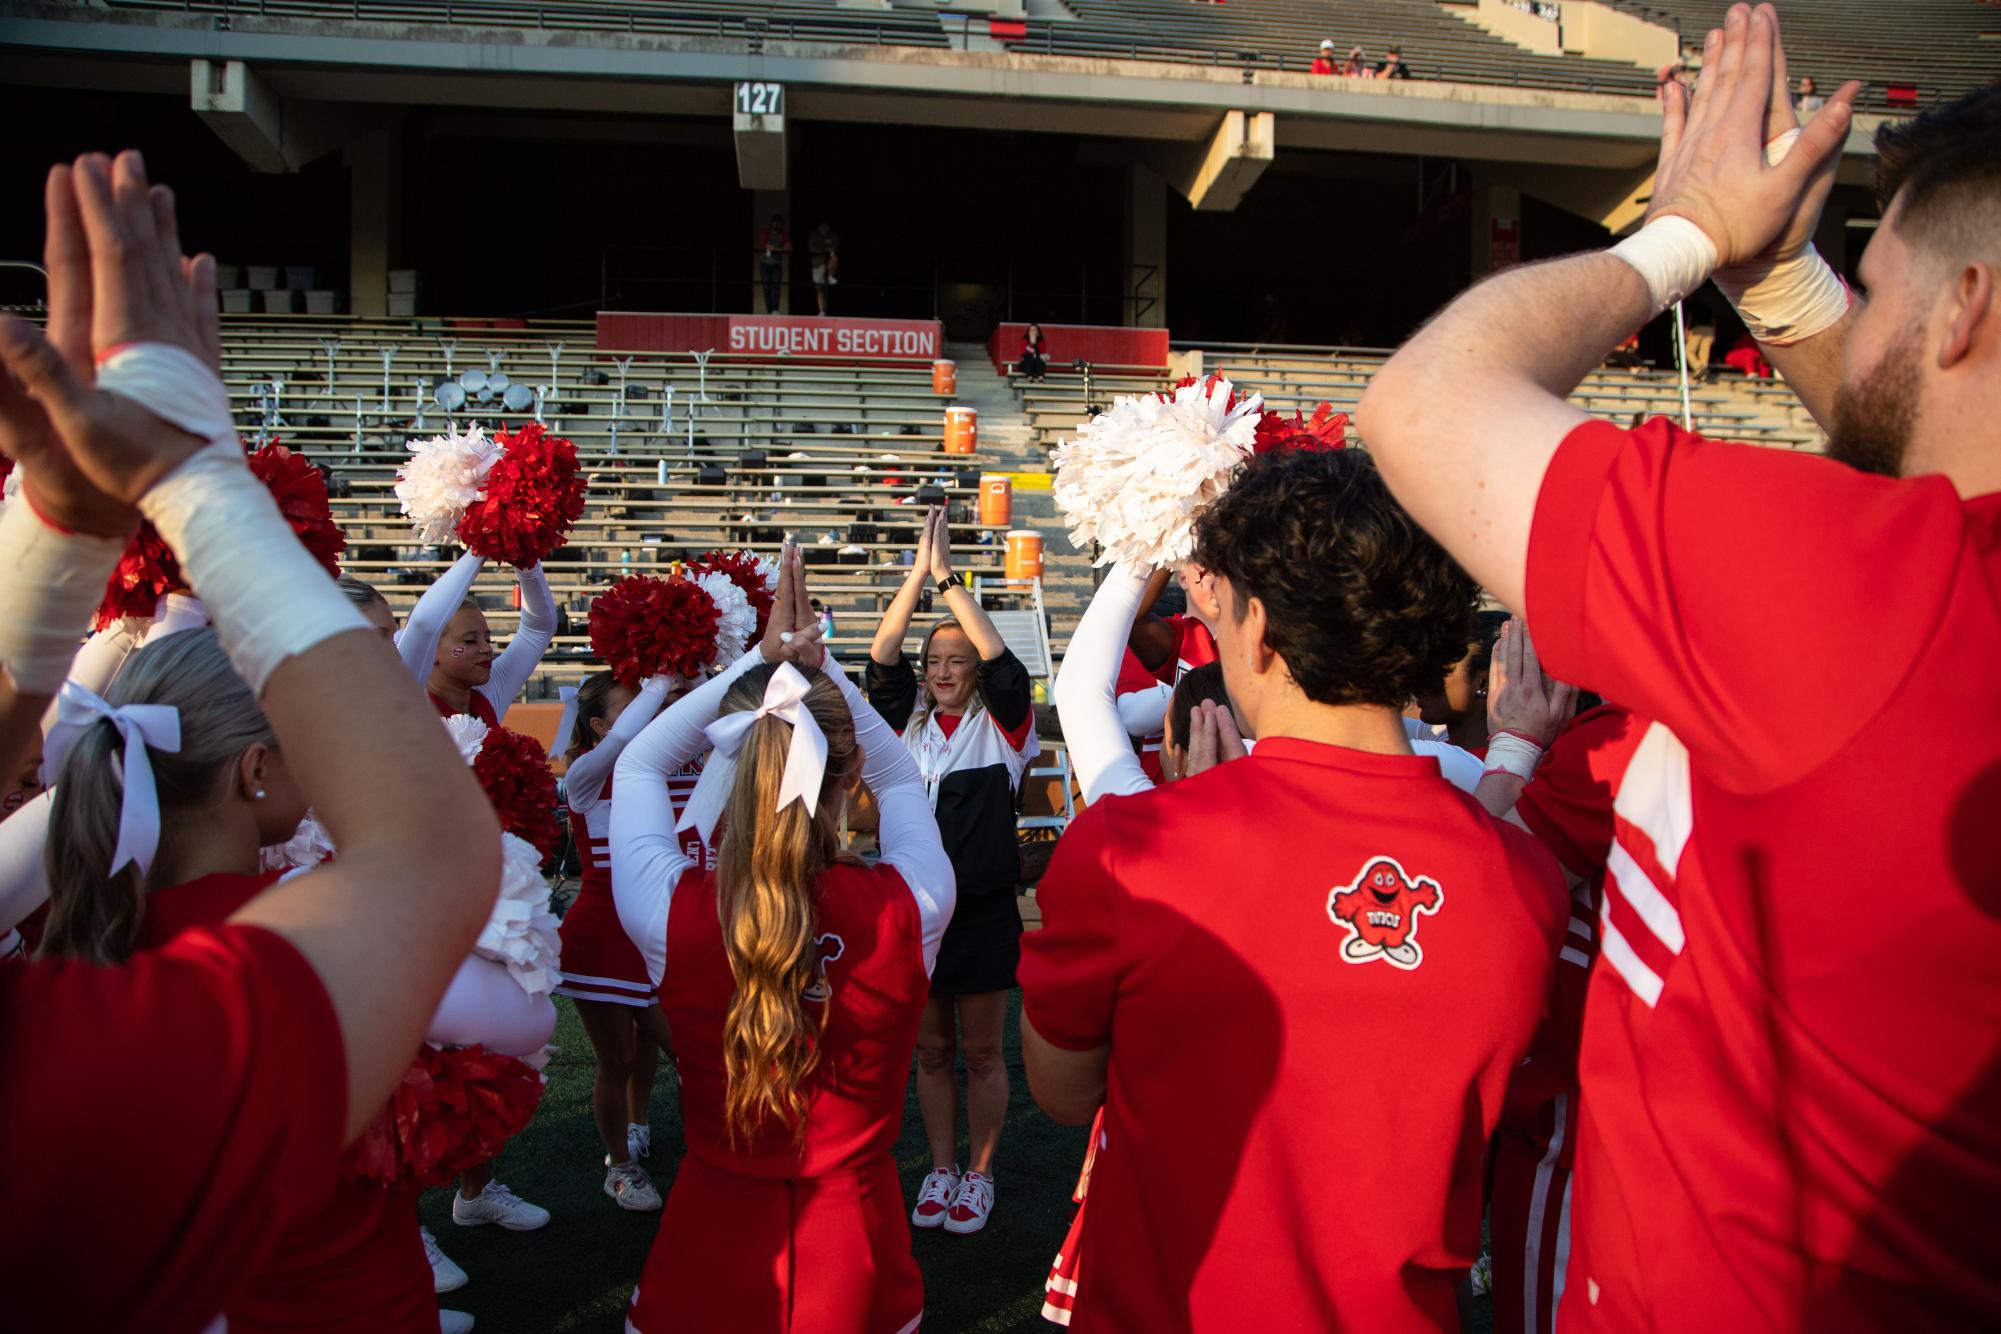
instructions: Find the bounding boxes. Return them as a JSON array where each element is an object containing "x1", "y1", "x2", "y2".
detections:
[{"x1": 597, "y1": 313, "x2": 944, "y2": 362}]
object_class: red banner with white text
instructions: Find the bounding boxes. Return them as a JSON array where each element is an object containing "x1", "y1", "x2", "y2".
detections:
[{"x1": 597, "y1": 312, "x2": 944, "y2": 362}]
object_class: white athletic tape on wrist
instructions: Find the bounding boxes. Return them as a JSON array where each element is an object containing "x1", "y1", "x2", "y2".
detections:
[
  {"x1": 0, "y1": 500, "x2": 127, "y2": 694},
  {"x1": 1608, "y1": 216, "x2": 1720, "y2": 313},
  {"x1": 1482, "y1": 729, "x2": 1546, "y2": 782},
  {"x1": 140, "y1": 441, "x2": 367, "y2": 693},
  {"x1": 1710, "y1": 129, "x2": 1850, "y2": 346},
  {"x1": 95, "y1": 343, "x2": 234, "y2": 448}
]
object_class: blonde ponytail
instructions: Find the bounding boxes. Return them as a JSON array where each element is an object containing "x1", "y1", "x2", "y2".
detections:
[
  {"x1": 40, "y1": 631, "x2": 276, "y2": 966},
  {"x1": 713, "y1": 664, "x2": 857, "y2": 1146}
]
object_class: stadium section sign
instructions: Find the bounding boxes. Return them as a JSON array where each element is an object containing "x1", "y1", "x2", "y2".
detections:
[{"x1": 598, "y1": 313, "x2": 944, "y2": 362}]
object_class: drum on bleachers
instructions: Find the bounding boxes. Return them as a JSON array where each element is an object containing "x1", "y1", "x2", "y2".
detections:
[
  {"x1": 979, "y1": 474, "x2": 1012, "y2": 527},
  {"x1": 1004, "y1": 529, "x2": 1043, "y2": 581},
  {"x1": 944, "y1": 406, "x2": 978, "y2": 455},
  {"x1": 932, "y1": 360, "x2": 956, "y2": 395}
]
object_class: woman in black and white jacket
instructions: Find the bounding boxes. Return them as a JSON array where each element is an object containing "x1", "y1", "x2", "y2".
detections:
[{"x1": 866, "y1": 506, "x2": 1036, "y2": 1238}]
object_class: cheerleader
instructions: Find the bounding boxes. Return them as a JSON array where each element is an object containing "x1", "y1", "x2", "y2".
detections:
[
  {"x1": 553, "y1": 668, "x2": 679, "y2": 1210},
  {"x1": 40, "y1": 631, "x2": 553, "y2": 1334},
  {"x1": 611, "y1": 548, "x2": 954, "y2": 1334},
  {"x1": 398, "y1": 549, "x2": 557, "y2": 724},
  {"x1": 0, "y1": 148, "x2": 502, "y2": 1332},
  {"x1": 865, "y1": 506, "x2": 1034, "y2": 1236}
]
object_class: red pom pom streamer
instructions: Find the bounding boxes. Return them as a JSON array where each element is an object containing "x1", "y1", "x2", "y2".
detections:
[
  {"x1": 687, "y1": 549, "x2": 777, "y2": 641},
  {"x1": 248, "y1": 442, "x2": 346, "y2": 578},
  {"x1": 589, "y1": 575, "x2": 723, "y2": 688},
  {"x1": 1253, "y1": 403, "x2": 1348, "y2": 456},
  {"x1": 0, "y1": 452, "x2": 13, "y2": 491},
  {"x1": 471, "y1": 724, "x2": 561, "y2": 860},
  {"x1": 340, "y1": 1043, "x2": 543, "y2": 1191},
  {"x1": 95, "y1": 523, "x2": 183, "y2": 630},
  {"x1": 457, "y1": 423, "x2": 586, "y2": 568}
]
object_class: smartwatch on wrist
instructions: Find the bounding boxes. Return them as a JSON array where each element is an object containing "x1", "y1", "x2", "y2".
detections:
[{"x1": 935, "y1": 572, "x2": 965, "y2": 595}]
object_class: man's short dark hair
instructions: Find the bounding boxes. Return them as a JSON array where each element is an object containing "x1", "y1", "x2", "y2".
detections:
[
  {"x1": 1167, "y1": 661, "x2": 1229, "y2": 751},
  {"x1": 1875, "y1": 83, "x2": 2001, "y2": 259},
  {"x1": 1192, "y1": 449, "x2": 1478, "y2": 709}
]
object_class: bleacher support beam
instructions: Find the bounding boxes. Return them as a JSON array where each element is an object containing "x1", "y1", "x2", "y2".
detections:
[
  {"x1": 1157, "y1": 111, "x2": 1274, "y2": 213},
  {"x1": 191, "y1": 59, "x2": 288, "y2": 174}
]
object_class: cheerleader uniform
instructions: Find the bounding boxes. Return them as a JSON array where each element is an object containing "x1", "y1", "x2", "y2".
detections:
[
  {"x1": 131, "y1": 869, "x2": 555, "y2": 1333},
  {"x1": 398, "y1": 552, "x2": 556, "y2": 725},
  {"x1": 864, "y1": 646, "x2": 1034, "y2": 995},
  {"x1": 553, "y1": 676, "x2": 710, "y2": 1008},
  {"x1": 611, "y1": 651, "x2": 955, "y2": 1334}
]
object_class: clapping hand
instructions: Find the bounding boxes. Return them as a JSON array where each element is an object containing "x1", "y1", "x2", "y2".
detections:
[
  {"x1": 924, "y1": 506, "x2": 954, "y2": 584},
  {"x1": 0, "y1": 153, "x2": 220, "y2": 536},
  {"x1": 1485, "y1": 617, "x2": 1578, "y2": 748},
  {"x1": 759, "y1": 543, "x2": 826, "y2": 671},
  {"x1": 1181, "y1": 699, "x2": 1249, "y2": 780}
]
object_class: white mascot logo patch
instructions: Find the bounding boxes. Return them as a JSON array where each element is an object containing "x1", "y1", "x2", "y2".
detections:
[
  {"x1": 803, "y1": 932, "x2": 846, "y2": 1002},
  {"x1": 1327, "y1": 855, "x2": 1443, "y2": 970}
]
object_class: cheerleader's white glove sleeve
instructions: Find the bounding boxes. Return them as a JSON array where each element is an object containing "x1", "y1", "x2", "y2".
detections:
[{"x1": 0, "y1": 499, "x2": 127, "y2": 696}]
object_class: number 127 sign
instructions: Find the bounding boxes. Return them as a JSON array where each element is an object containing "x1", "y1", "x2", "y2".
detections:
[{"x1": 734, "y1": 82, "x2": 785, "y2": 118}]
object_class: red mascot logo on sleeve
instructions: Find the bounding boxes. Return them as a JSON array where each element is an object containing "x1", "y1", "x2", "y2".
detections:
[{"x1": 1328, "y1": 855, "x2": 1443, "y2": 971}]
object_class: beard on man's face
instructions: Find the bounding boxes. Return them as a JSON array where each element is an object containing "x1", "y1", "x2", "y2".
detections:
[{"x1": 1827, "y1": 329, "x2": 1923, "y2": 478}]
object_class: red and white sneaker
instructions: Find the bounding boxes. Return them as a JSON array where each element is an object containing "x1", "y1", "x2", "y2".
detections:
[
  {"x1": 911, "y1": 1166, "x2": 961, "y2": 1228},
  {"x1": 944, "y1": 1170, "x2": 995, "y2": 1234}
]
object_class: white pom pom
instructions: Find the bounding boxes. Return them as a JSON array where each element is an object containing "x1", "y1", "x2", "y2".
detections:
[
  {"x1": 474, "y1": 832, "x2": 563, "y2": 998},
  {"x1": 443, "y1": 713, "x2": 489, "y2": 765},
  {"x1": 1051, "y1": 377, "x2": 1263, "y2": 574},
  {"x1": 753, "y1": 555, "x2": 780, "y2": 595},
  {"x1": 693, "y1": 569, "x2": 756, "y2": 664},
  {"x1": 261, "y1": 811, "x2": 335, "y2": 872},
  {"x1": 395, "y1": 424, "x2": 501, "y2": 546}
]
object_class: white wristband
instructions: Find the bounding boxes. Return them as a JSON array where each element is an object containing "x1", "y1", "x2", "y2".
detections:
[
  {"x1": 1714, "y1": 243, "x2": 1849, "y2": 347},
  {"x1": 139, "y1": 442, "x2": 366, "y2": 693},
  {"x1": 1482, "y1": 729, "x2": 1546, "y2": 782},
  {"x1": 1608, "y1": 216, "x2": 1720, "y2": 313},
  {"x1": 0, "y1": 500, "x2": 127, "y2": 695}
]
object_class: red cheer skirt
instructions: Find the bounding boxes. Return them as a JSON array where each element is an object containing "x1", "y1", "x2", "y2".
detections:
[{"x1": 555, "y1": 885, "x2": 655, "y2": 1008}]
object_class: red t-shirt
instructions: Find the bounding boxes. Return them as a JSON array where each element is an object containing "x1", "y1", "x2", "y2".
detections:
[
  {"x1": 0, "y1": 925, "x2": 346, "y2": 1333},
  {"x1": 1020, "y1": 739, "x2": 1566, "y2": 1331},
  {"x1": 138, "y1": 874, "x2": 436, "y2": 1333},
  {"x1": 1526, "y1": 417, "x2": 2001, "y2": 1326}
]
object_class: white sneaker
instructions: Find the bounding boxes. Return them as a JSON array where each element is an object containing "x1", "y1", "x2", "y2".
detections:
[
  {"x1": 451, "y1": 1182, "x2": 551, "y2": 1232},
  {"x1": 440, "y1": 1311, "x2": 475, "y2": 1334},
  {"x1": 604, "y1": 1160, "x2": 664, "y2": 1212},
  {"x1": 423, "y1": 1227, "x2": 468, "y2": 1294},
  {"x1": 911, "y1": 1166, "x2": 961, "y2": 1229},
  {"x1": 628, "y1": 1123, "x2": 652, "y2": 1160},
  {"x1": 943, "y1": 1170, "x2": 995, "y2": 1235}
]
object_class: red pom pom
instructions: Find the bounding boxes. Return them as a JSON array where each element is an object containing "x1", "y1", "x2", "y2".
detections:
[
  {"x1": 1166, "y1": 372, "x2": 1243, "y2": 411},
  {"x1": 687, "y1": 549, "x2": 777, "y2": 640},
  {"x1": 248, "y1": 442, "x2": 346, "y2": 578},
  {"x1": 95, "y1": 524, "x2": 185, "y2": 630},
  {"x1": 340, "y1": 1044, "x2": 544, "y2": 1191},
  {"x1": 589, "y1": 575, "x2": 722, "y2": 689},
  {"x1": 1253, "y1": 403, "x2": 1348, "y2": 456},
  {"x1": 471, "y1": 724, "x2": 561, "y2": 859},
  {"x1": 0, "y1": 453, "x2": 13, "y2": 491},
  {"x1": 457, "y1": 423, "x2": 586, "y2": 568}
]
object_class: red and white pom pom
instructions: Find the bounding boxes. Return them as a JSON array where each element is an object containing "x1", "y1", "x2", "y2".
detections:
[
  {"x1": 470, "y1": 724, "x2": 561, "y2": 860},
  {"x1": 443, "y1": 712, "x2": 490, "y2": 765},
  {"x1": 1051, "y1": 374, "x2": 1263, "y2": 573},
  {"x1": 690, "y1": 568, "x2": 756, "y2": 663},
  {"x1": 339, "y1": 1043, "x2": 544, "y2": 1191},
  {"x1": 689, "y1": 549, "x2": 779, "y2": 639},
  {"x1": 248, "y1": 442, "x2": 346, "y2": 577},
  {"x1": 475, "y1": 832, "x2": 562, "y2": 998},
  {"x1": 589, "y1": 574, "x2": 724, "y2": 688},
  {"x1": 396, "y1": 424, "x2": 501, "y2": 546},
  {"x1": 261, "y1": 811, "x2": 336, "y2": 873},
  {"x1": 1253, "y1": 403, "x2": 1348, "y2": 455},
  {"x1": 457, "y1": 423, "x2": 587, "y2": 568}
]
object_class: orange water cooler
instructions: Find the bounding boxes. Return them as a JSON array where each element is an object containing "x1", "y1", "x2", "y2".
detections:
[
  {"x1": 943, "y1": 406, "x2": 978, "y2": 454},
  {"x1": 932, "y1": 359, "x2": 957, "y2": 394},
  {"x1": 1004, "y1": 529, "x2": 1044, "y2": 581},
  {"x1": 978, "y1": 474, "x2": 1012, "y2": 527}
]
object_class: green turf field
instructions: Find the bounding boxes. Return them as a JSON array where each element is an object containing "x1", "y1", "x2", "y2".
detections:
[{"x1": 420, "y1": 993, "x2": 1498, "y2": 1333}]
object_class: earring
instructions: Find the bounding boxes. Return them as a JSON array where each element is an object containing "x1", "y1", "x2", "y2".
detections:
[{"x1": 253, "y1": 789, "x2": 267, "y2": 800}]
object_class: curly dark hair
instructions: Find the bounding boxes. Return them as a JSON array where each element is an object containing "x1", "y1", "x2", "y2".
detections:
[{"x1": 1191, "y1": 449, "x2": 1478, "y2": 709}]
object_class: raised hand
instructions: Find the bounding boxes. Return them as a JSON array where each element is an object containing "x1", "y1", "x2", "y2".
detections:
[
  {"x1": 1647, "y1": 5, "x2": 1859, "y2": 268},
  {"x1": 1181, "y1": 700, "x2": 1248, "y2": 780},
  {"x1": 908, "y1": 505, "x2": 936, "y2": 585},
  {"x1": 782, "y1": 544, "x2": 825, "y2": 671},
  {"x1": 760, "y1": 541, "x2": 800, "y2": 664},
  {"x1": 1485, "y1": 617, "x2": 1573, "y2": 747},
  {"x1": 926, "y1": 506, "x2": 954, "y2": 583}
]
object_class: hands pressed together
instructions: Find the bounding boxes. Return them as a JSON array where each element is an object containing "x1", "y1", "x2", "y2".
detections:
[
  {"x1": 1485, "y1": 616, "x2": 1577, "y2": 750},
  {"x1": 759, "y1": 543, "x2": 828, "y2": 672},
  {"x1": 0, "y1": 152, "x2": 222, "y2": 536}
]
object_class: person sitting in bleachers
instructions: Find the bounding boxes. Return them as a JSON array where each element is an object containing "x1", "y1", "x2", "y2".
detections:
[
  {"x1": 1378, "y1": 46, "x2": 1412, "y2": 80},
  {"x1": 1344, "y1": 46, "x2": 1373, "y2": 78},
  {"x1": 1019, "y1": 324, "x2": 1049, "y2": 383},
  {"x1": 1311, "y1": 39, "x2": 1336, "y2": 75}
]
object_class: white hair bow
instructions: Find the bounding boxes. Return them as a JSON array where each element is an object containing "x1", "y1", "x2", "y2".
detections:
[
  {"x1": 675, "y1": 663, "x2": 827, "y2": 848},
  {"x1": 549, "y1": 684, "x2": 580, "y2": 763},
  {"x1": 55, "y1": 679, "x2": 183, "y2": 877}
]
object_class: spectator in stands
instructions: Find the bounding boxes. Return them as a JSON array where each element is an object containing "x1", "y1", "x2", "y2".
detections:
[
  {"x1": 757, "y1": 213, "x2": 790, "y2": 316},
  {"x1": 1683, "y1": 297, "x2": 1718, "y2": 382},
  {"x1": 1312, "y1": 39, "x2": 1337, "y2": 75},
  {"x1": 809, "y1": 221, "x2": 839, "y2": 316},
  {"x1": 1019, "y1": 323, "x2": 1049, "y2": 382},
  {"x1": 810, "y1": 597, "x2": 834, "y2": 641},
  {"x1": 1345, "y1": 46, "x2": 1373, "y2": 78},
  {"x1": 1378, "y1": 46, "x2": 1412, "y2": 80},
  {"x1": 1795, "y1": 76, "x2": 1826, "y2": 115}
]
